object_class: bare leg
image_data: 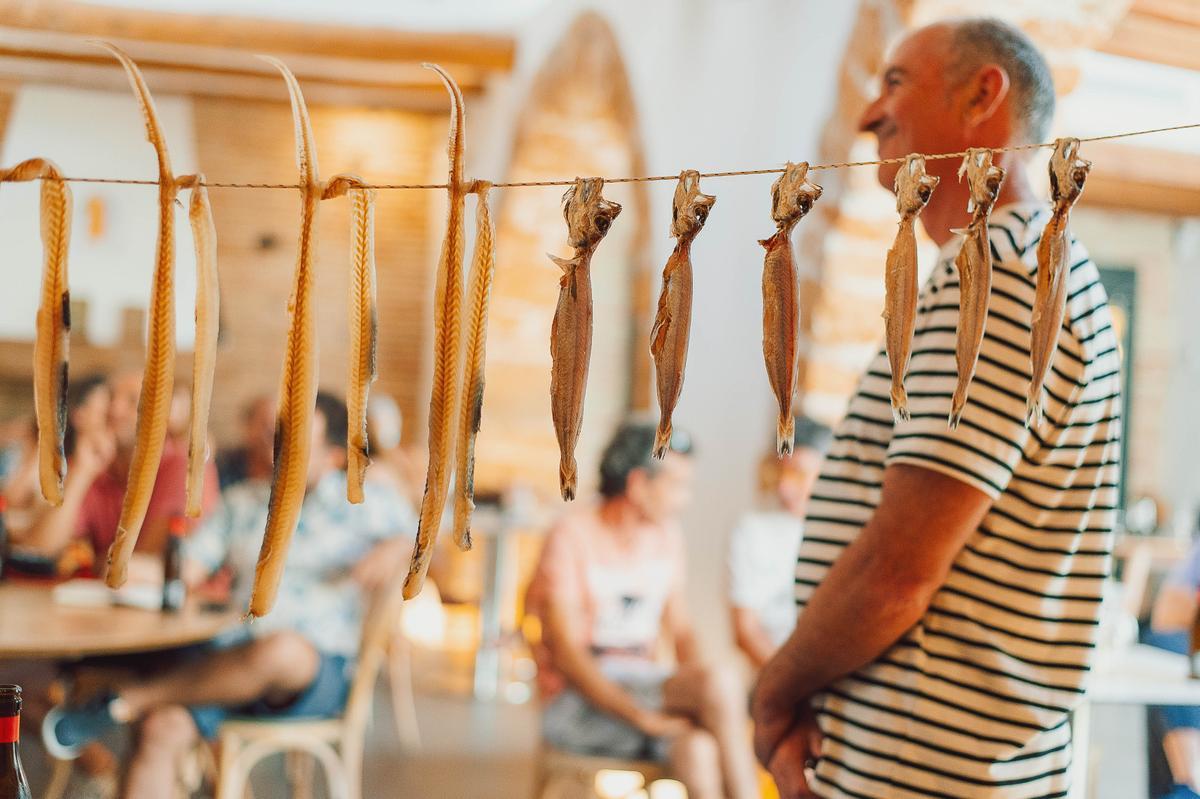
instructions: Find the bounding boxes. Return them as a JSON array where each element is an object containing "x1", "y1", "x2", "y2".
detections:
[
  {"x1": 123, "y1": 705, "x2": 197, "y2": 799},
  {"x1": 668, "y1": 727, "x2": 723, "y2": 799},
  {"x1": 116, "y1": 631, "x2": 320, "y2": 720},
  {"x1": 1164, "y1": 728, "x2": 1200, "y2": 791},
  {"x1": 663, "y1": 664, "x2": 759, "y2": 799}
]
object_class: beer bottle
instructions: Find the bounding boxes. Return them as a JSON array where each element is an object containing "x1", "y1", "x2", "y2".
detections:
[
  {"x1": 0, "y1": 685, "x2": 31, "y2": 799},
  {"x1": 162, "y1": 515, "x2": 187, "y2": 613}
]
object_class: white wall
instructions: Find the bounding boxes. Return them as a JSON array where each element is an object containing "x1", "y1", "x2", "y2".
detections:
[
  {"x1": 0, "y1": 84, "x2": 199, "y2": 348},
  {"x1": 470, "y1": 0, "x2": 861, "y2": 657}
]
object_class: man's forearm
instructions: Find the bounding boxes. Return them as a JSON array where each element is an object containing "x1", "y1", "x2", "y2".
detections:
[
  {"x1": 757, "y1": 538, "x2": 932, "y2": 708},
  {"x1": 18, "y1": 471, "x2": 92, "y2": 555},
  {"x1": 553, "y1": 641, "x2": 651, "y2": 727},
  {"x1": 732, "y1": 608, "x2": 778, "y2": 670}
]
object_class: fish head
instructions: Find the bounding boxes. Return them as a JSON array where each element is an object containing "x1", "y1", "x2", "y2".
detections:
[
  {"x1": 1048, "y1": 138, "x2": 1091, "y2": 204},
  {"x1": 670, "y1": 169, "x2": 717, "y2": 239},
  {"x1": 770, "y1": 161, "x2": 823, "y2": 227},
  {"x1": 562, "y1": 177, "x2": 623, "y2": 249},
  {"x1": 959, "y1": 148, "x2": 1005, "y2": 215},
  {"x1": 894, "y1": 154, "x2": 939, "y2": 215}
]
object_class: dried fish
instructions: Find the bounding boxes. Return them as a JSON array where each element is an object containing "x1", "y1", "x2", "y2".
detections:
[
  {"x1": 6, "y1": 158, "x2": 72, "y2": 506},
  {"x1": 760, "y1": 162, "x2": 821, "y2": 456},
  {"x1": 451, "y1": 180, "x2": 496, "y2": 551},
  {"x1": 883, "y1": 155, "x2": 938, "y2": 422},
  {"x1": 96, "y1": 42, "x2": 179, "y2": 588},
  {"x1": 250, "y1": 56, "x2": 322, "y2": 617},
  {"x1": 1028, "y1": 138, "x2": 1090, "y2": 426},
  {"x1": 651, "y1": 170, "x2": 714, "y2": 458},
  {"x1": 549, "y1": 177, "x2": 622, "y2": 501},
  {"x1": 324, "y1": 174, "x2": 377, "y2": 505},
  {"x1": 176, "y1": 174, "x2": 219, "y2": 518},
  {"x1": 405, "y1": 63, "x2": 467, "y2": 600},
  {"x1": 948, "y1": 148, "x2": 1005, "y2": 430}
]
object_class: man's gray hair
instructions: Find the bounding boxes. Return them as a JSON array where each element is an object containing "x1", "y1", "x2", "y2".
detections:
[{"x1": 947, "y1": 18, "x2": 1055, "y2": 145}]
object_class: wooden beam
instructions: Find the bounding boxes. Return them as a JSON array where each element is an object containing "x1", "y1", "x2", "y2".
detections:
[
  {"x1": 1130, "y1": 0, "x2": 1200, "y2": 27},
  {"x1": 0, "y1": 0, "x2": 515, "y2": 71},
  {"x1": 1081, "y1": 140, "x2": 1200, "y2": 217},
  {"x1": 1099, "y1": 9, "x2": 1200, "y2": 72}
]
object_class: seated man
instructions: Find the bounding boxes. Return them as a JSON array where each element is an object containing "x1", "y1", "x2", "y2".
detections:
[
  {"x1": 1144, "y1": 539, "x2": 1200, "y2": 799},
  {"x1": 525, "y1": 421, "x2": 758, "y2": 799},
  {"x1": 20, "y1": 369, "x2": 219, "y2": 566},
  {"x1": 215, "y1": 393, "x2": 275, "y2": 491},
  {"x1": 727, "y1": 416, "x2": 830, "y2": 670},
  {"x1": 43, "y1": 392, "x2": 415, "y2": 799}
]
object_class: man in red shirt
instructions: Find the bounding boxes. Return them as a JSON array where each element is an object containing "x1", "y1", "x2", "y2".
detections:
[{"x1": 22, "y1": 370, "x2": 219, "y2": 568}]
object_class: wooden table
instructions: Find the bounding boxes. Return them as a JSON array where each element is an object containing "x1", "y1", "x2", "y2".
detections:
[
  {"x1": 0, "y1": 581, "x2": 242, "y2": 660},
  {"x1": 1070, "y1": 644, "x2": 1200, "y2": 799}
]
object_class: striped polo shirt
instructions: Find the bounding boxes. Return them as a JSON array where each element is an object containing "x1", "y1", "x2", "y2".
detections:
[{"x1": 796, "y1": 203, "x2": 1122, "y2": 799}]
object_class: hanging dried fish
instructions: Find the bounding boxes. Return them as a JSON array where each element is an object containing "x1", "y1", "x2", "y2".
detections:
[
  {"x1": 5, "y1": 158, "x2": 72, "y2": 506},
  {"x1": 451, "y1": 180, "x2": 497, "y2": 551},
  {"x1": 324, "y1": 174, "x2": 377, "y2": 504},
  {"x1": 405, "y1": 63, "x2": 467, "y2": 599},
  {"x1": 760, "y1": 162, "x2": 821, "y2": 456},
  {"x1": 651, "y1": 170, "x2": 714, "y2": 458},
  {"x1": 96, "y1": 42, "x2": 179, "y2": 588},
  {"x1": 175, "y1": 174, "x2": 219, "y2": 518},
  {"x1": 250, "y1": 56, "x2": 322, "y2": 618},
  {"x1": 883, "y1": 155, "x2": 938, "y2": 422},
  {"x1": 1028, "y1": 138, "x2": 1090, "y2": 426},
  {"x1": 947, "y1": 148, "x2": 1005, "y2": 430},
  {"x1": 548, "y1": 177, "x2": 622, "y2": 502}
]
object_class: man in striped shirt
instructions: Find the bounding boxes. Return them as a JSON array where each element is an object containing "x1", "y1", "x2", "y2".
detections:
[{"x1": 750, "y1": 18, "x2": 1121, "y2": 799}]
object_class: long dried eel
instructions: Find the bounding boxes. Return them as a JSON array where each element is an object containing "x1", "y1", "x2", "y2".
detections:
[
  {"x1": 451, "y1": 181, "x2": 496, "y2": 551},
  {"x1": 7, "y1": 159, "x2": 72, "y2": 506},
  {"x1": 176, "y1": 174, "x2": 219, "y2": 518},
  {"x1": 324, "y1": 174, "x2": 377, "y2": 504},
  {"x1": 883, "y1": 155, "x2": 938, "y2": 422},
  {"x1": 1028, "y1": 138, "x2": 1090, "y2": 426},
  {"x1": 549, "y1": 178, "x2": 622, "y2": 501},
  {"x1": 250, "y1": 56, "x2": 322, "y2": 618},
  {"x1": 97, "y1": 43, "x2": 179, "y2": 588},
  {"x1": 405, "y1": 63, "x2": 467, "y2": 600},
  {"x1": 651, "y1": 170, "x2": 714, "y2": 458},
  {"x1": 947, "y1": 148, "x2": 1005, "y2": 430},
  {"x1": 760, "y1": 162, "x2": 821, "y2": 456}
]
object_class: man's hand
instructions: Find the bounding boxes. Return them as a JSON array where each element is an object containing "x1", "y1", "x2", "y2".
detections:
[
  {"x1": 767, "y1": 714, "x2": 823, "y2": 799},
  {"x1": 72, "y1": 429, "x2": 116, "y2": 480},
  {"x1": 634, "y1": 709, "x2": 691, "y2": 739},
  {"x1": 352, "y1": 536, "x2": 414, "y2": 593}
]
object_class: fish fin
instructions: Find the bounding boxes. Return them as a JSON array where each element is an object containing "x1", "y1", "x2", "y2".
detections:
[
  {"x1": 947, "y1": 405, "x2": 964, "y2": 430},
  {"x1": 653, "y1": 421, "x2": 672, "y2": 460},
  {"x1": 548, "y1": 253, "x2": 578, "y2": 272},
  {"x1": 649, "y1": 303, "x2": 671, "y2": 357},
  {"x1": 949, "y1": 227, "x2": 970, "y2": 238},
  {"x1": 1026, "y1": 394, "x2": 1044, "y2": 428},
  {"x1": 777, "y1": 415, "x2": 795, "y2": 457},
  {"x1": 559, "y1": 456, "x2": 577, "y2": 502}
]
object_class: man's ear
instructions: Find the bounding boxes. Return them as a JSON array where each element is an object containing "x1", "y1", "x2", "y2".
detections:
[{"x1": 963, "y1": 63, "x2": 1011, "y2": 129}]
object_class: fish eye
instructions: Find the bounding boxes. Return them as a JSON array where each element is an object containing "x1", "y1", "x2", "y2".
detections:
[
  {"x1": 1072, "y1": 168, "x2": 1088, "y2": 184},
  {"x1": 595, "y1": 215, "x2": 611, "y2": 234},
  {"x1": 918, "y1": 185, "x2": 931, "y2": 202},
  {"x1": 694, "y1": 207, "x2": 708, "y2": 225},
  {"x1": 799, "y1": 196, "x2": 812, "y2": 213}
]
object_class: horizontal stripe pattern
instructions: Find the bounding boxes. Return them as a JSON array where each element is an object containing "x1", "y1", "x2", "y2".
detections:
[{"x1": 797, "y1": 205, "x2": 1120, "y2": 798}]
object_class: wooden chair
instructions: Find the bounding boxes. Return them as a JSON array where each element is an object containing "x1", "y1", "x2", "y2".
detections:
[
  {"x1": 213, "y1": 585, "x2": 407, "y2": 799},
  {"x1": 530, "y1": 745, "x2": 664, "y2": 799}
]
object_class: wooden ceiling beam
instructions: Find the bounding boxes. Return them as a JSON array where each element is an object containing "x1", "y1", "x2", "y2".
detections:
[{"x1": 1099, "y1": 9, "x2": 1200, "y2": 72}]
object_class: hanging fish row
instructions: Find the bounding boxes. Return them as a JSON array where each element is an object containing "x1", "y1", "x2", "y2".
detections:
[{"x1": 11, "y1": 51, "x2": 1092, "y2": 608}]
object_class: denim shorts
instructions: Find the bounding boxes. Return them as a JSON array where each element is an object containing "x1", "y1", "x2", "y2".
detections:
[
  {"x1": 188, "y1": 649, "x2": 353, "y2": 740},
  {"x1": 542, "y1": 659, "x2": 673, "y2": 762}
]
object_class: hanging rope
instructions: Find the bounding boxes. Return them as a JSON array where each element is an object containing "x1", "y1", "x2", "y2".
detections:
[{"x1": 2, "y1": 121, "x2": 1196, "y2": 192}]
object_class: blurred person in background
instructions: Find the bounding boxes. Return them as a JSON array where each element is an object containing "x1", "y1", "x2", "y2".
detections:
[
  {"x1": 1142, "y1": 534, "x2": 1200, "y2": 799},
  {"x1": 215, "y1": 393, "x2": 275, "y2": 490},
  {"x1": 365, "y1": 392, "x2": 422, "y2": 507},
  {"x1": 525, "y1": 420, "x2": 759, "y2": 799},
  {"x1": 19, "y1": 369, "x2": 218, "y2": 567},
  {"x1": 42, "y1": 391, "x2": 416, "y2": 799},
  {"x1": 728, "y1": 416, "x2": 831, "y2": 671}
]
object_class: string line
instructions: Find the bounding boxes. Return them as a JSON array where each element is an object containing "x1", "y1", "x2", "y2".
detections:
[{"x1": 2, "y1": 121, "x2": 1195, "y2": 191}]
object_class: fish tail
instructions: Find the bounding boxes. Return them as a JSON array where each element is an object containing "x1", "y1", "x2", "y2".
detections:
[
  {"x1": 777, "y1": 414, "x2": 795, "y2": 457},
  {"x1": 559, "y1": 456, "x2": 577, "y2": 502},
  {"x1": 947, "y1": 404, "x2": 964, "y2": 430},
  {"x1": 891, "y1": 385, "x2": 909, "y2": 423},
  {"x1": 653, "y1": 420, "x2": 672, "y2": 460},
  {"x1": 1026, "y1": 393, "x2": 1044, "y2": 428}
]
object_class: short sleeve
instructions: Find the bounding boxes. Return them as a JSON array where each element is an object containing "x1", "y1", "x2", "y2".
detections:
[
  {"x1": 885, "y1": 253, "x2": 1036, "y2": 500},
  {"x1": 357, "y1": 480, "x2": 417, "y2": 543},
  {"x1": 727, "y1": 516, "x2": 766, "y2": 610},
  {"x1": 1166, "y1": 543, "x2": 1200, "y2": 591},
  {"x1": 183, "y1": 495, "x2": 232, "y2": 574}
]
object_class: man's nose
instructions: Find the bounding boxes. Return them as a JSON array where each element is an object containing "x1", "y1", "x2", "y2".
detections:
[{"x1": 859, "y1": 96, "x2": 885, "y2": 135}]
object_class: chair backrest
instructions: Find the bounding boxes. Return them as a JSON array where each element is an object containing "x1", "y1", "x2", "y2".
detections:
[{"x1": 342, "y1": 581, "x2": 406, "y2": 732}]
